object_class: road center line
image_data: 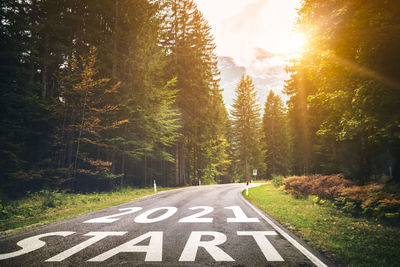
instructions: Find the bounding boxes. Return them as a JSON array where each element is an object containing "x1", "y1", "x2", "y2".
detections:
[{"x1": 240, "y1": 188, "x2": 328, "y2": 267}]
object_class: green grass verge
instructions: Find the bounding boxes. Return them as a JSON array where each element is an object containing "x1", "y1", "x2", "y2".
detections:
[
  {"x1": 244, "y1": 184, "x2": 400, "y2": 266},
  {"x1": 0, "y1": 186, "x2": 178, "y2": 235},
  {"x1": 251, "y1": 180, "x2": 269, "y2": 183}
]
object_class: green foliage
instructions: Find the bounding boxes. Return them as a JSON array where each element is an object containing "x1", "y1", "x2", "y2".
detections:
[
  {"x1": 231, "y1": 75, "x2": 263, "y2": 181},
  {"x1": 1, "y1": 0, "x2": 225, "y2": 194},
  {"x1": 285, "y1": 0, "x2": 400, "y2": 182},
  {"x1": 271, "y1": 174, "x2": 285, "y2": 188},
  {"x1": 52, "y1": 47, "x2": 122, "y2": 191},
  {"x1": 262, "y1": 91, "x2": 289, "y2": 177},
  {"x1": 164, "y1": 0, "x2": 230, "y2": 185}
]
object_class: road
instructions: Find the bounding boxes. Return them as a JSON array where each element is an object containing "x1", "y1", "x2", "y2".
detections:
[{"x1": 0, "y1": 183, "x2": 334, "y2": 266}]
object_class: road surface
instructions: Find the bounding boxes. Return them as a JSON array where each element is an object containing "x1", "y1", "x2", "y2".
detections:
[{"x1": 0, "y1": 183, "x2": 334, "y2": 266}]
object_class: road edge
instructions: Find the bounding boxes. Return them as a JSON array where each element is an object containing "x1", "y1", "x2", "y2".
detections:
[
  {"x1": 0, "y1": 186, "x2": 191, "y2": 239},
  {"x1": 239, "y1": 184, "x2": 337, "y2": 267}
]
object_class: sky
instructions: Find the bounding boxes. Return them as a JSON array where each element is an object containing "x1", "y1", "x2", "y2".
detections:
[{"x1": 193, "y1": 0, "x2": 303, "y2": 108}]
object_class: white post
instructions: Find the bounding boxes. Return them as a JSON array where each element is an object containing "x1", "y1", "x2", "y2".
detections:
[
  {"x1": 246, "y1": 186, "x2": 249, "y2": 196},
  {"x1": 154, "y1": 180, "x2": 157, "y2": 193},
  {"x1": 199, "y1": 179, "x2": 201, "y2": 186}
]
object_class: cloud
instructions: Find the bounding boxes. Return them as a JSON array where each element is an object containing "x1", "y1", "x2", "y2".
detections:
[
  {"x1": 225, "y1": 0, "x2": 268, "y2": 31},
  {"x1": 254, "y1": 48, "x2": 278, "y2": 61},
  {"x1": 218, "y1": 55, "x2": 289, "y2": 110},
  {"x1": 193, "y1": 0, "x2": 302, "y2": 109},
  {"x1": 218, "y1": 57, "x2": 246, "y2": 108},
  {"x1": 218, "y1": 1, "x2": 269, "y2": 61}
]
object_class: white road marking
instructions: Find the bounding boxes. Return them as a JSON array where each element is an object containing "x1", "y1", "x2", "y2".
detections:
[
  {"x1": 134, "y1": 207, "x2": 177, "y2": 223},
  {"x1": 237, "y1": 231, "x2": 284, "y2": 261},
  {"x1": 83, "y1": 207, "x2": 142, "y2": 223},
  {"x1": 179, "y1": 231, "x2": 234, "y2": 262},
  {"x1": 225, "y1": 206, "x2": 260, "y2": 222},
  {"x1": 0, "y1": 232, "x2": 75, "y2": 260},
  {"x1": 179, "y1": 206, "x2": 214, "y2": 223},
  {"x1": 241, "y1": 191, "x2": 328, "y2": 267},
  {"x1": 88, "y1": 231, "x2": 163, "y2": 262},
  {"x1": 45, "y1": 231, "x2": 126, "y2": 262}
]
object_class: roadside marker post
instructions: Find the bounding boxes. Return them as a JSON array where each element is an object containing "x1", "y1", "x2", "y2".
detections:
[
  {"x1": 246, "y1": 181, "x2": 249, "y2": 196},
  {"x1": 154, "y1": 180, "x2": 157, "y2": 193}
]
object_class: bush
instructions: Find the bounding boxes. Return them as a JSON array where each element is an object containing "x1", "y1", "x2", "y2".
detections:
[
  {"x1": 282, "y1": 174, "x2": 400, "y2": 224},
  {"x1": 271, "y1": 174, "x2": 285, "y2": 188},
  {"x1": 283, "y1": 174, "x2": 354, "y2": 199},
  {"x1": 340, "y1": 184, "x2": 400, "y2": 222}
]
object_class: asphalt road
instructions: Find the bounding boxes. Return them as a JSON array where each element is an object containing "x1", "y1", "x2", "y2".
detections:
[{"x1": 0, "y1": 183, "x2": 334, "y2": 266}]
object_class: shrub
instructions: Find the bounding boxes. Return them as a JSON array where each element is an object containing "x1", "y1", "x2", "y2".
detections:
[
  {"x1": 39, "y1": 190, "x2": 59, "y2": 208},
  {"x1": 283, "y1": 174, "x2": 354, "y2": 199},
  {"x1": 282, "y1": 174, "x2": 400, "y2": 224},
  {"x1": 271, "y1": 174, "x2": 285, "y2": 188},
  {"x1": 340, "y1": 184, "x2": 400, "y2": 222}
]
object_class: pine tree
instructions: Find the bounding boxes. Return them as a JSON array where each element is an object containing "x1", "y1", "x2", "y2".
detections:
[
  {"x1": 0, "y1": 0, "x2": 231, "y2": 197},
  {"x1": 0, "y1": 0, "x2": 55, "y2": 196},
  {"x1": 54, "y1": 47, "x2": 123, "y2": 191},
  {"x1": 262, "y1": 91, "x2": 289, "y2": 177},
  {"x1": 102, "y1": 0, "x2": 182, "y2": 187},
  {"x1": 164, "y1": 0, "x2": 229, "y2": 185},
  {"x1": 231, "y1": 75, "x2": 262, "y2": 181}
]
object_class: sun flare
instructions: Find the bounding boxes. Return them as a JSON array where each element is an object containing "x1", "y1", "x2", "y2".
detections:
[{"x1": 280, "y1": 32, "x2": 307, "y2": 56}]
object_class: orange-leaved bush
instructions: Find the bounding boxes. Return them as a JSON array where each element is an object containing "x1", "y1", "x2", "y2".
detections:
[
  {"x1": 282, "y1": 174, "x2": 400, "y2": 223},
  {"x1": 283, "y1": 174, "x2": 354, "y2": 199}
]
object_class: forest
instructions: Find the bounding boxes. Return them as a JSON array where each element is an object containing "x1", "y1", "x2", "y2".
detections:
[{"x1": 1, "y1": 0, "x2": 399, "y2": 200}]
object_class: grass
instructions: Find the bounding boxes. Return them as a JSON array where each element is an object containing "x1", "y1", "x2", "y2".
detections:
[
  {"x1": 244, "y1": 184, "x2": 400, "y2": 266},
  {"x1": 251, "y1": 179, "x2": 269, "y2": 183},
  {"x1": 0, "y1": 186, "x2": 177, "y2": 235}
]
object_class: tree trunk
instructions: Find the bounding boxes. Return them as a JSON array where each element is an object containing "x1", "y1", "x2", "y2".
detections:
[
  {"x1": 245, "y1": 157, "x2": 250, "y2": 181},
  {"x1": 175, "y1": 143, "x2": 179, "y2": 185},
  {"x1": 73, "y1": 80, "x2": 90, "y2": 191},
  {"x1": 30, "y1": 0, "x2": 37, "y2": 87},
  {"x1": 175, "y1": 142, "x2": 186, "y2": 186},
  {"x1": 66, "y1": 110, "x2": 76, "y2": 169},
  {"x1": 111, "y1": 151, "x2": 116, "y2": 173},
  {"x1": 121, "y1": 148, "x2": 125, "y2": 187},
  {"x1": 144, "y1": 153, "x2": 147, "y2": 186},
  {"x1": 112, "y1": 0, "x2": 119, "y2": 79},
  {"x1": 41, "y1": 32, "x2": 49, "y2": 99},
  {"x1": 359, "y1": 135, "x2": 371, "y2": 184},
  {"x1": 181, "y1": 143, "x2": 186, "y2": 185}
]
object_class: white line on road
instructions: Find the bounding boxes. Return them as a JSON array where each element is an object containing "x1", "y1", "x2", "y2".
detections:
[{"x1": 241, "y1": 189, "x2": 328, "y2": 267}]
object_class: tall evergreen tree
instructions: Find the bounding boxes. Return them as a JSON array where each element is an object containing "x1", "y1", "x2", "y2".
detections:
[
  {"x1": 53, "y1": 47, "x2": 123, "y2": 191},
  {"x1": 164, "y1": 0, "x2": 229, "y2": 185},
  {"x1": 108, "y1": 0, "x2": 181, "y2": 187},
  {"x1": 231, "y1": 75, "x2": 262, "y2": 181},
  {"x1": 262, "y1": 91, "x2": 289, "y2": 177},
  {"x1": 0, "y1": 0, "x2": 55, "y2": 196},
  {"x1": 0, "y1": 0, "x2": 183, "y2": 195},
  {"x1": 0, "y1": 0, "x2": 232, "y2": 197}
]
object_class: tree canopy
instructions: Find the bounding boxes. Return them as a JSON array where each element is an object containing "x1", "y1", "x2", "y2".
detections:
[{"x1": 1, "y1": 0, "x2": 399, "y2": 199}]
